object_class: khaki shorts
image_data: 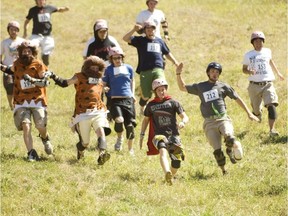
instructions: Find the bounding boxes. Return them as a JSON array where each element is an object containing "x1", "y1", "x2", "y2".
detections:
[
  {"x1": 76, "y1": 114, "x2": 110, "y2": 144},
  {"x1": 140, "y1": 68, "x2": 165, "y2": 99},
  {"x1": 29, "y1": 34, "x2": 55, "y2": 55},
  {"x1": 248, "y1": 82, "x2": 278, "y2": 115},
  {"x1": 14, "y1": 107, "x2": 47, "y2": 131},
  {"x1": 203, "y1": 116, "x2": 234, "y2": 150}
]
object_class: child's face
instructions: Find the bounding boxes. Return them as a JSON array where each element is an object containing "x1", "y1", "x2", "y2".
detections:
[
  {"x1": 155, "y1": 86, "x2": 167, "y2": 99},
  {"x1": 252, "y1": 38, "x2": 264, "y2": 51}
]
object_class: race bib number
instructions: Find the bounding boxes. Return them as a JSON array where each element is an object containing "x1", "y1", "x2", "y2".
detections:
[
  {"x1": 20, "y1": 79, "x2": 35, "y2": 89},
  {"x1": 38, "y1": 13, "x2": 50, "y2": 23},
  {"x1": 203, "y1": 89, "x2": 219, "y2": 102},
  {"x1": 88, "y1": 77, "x2": 100, "y2": 84},
  {"x1": 147, "y1": 43, "x2": 161, "y2": 53},
  {"x1": 113, "y1": 66, "x2": 128, "y2": 76}
]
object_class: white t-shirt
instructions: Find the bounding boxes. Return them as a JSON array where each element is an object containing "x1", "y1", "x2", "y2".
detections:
[
  {"x1": 136, "y1": 9, "x2": 166, "y2": 38},
  {"x1": 242, "y1": 47, "x2": 275, "y2": 82},
  {"x1": 1, "y1": 37, "x2": 25, "y2": 65}
]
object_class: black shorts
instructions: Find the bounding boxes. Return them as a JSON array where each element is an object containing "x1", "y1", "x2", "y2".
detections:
[
  {"x1": 110, "y1": 98, "x2": 136, "y2": 127},
  {"x1": 3, "y1": 74, "x2": 14, "y2": 95}
]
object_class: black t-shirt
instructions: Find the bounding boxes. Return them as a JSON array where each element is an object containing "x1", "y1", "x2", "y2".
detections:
[
  {"x1": 144, "y1": 97, "x2": 184, "y2": 136},
  {"x1": 26, "y1": 5, "x2": 58, "y2": 36}
]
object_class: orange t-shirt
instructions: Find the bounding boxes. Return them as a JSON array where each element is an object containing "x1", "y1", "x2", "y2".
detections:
[
  {"x1": 13, "y1": 59, "x2": 48, "y2": 106},
  {"x1": 73, "y1": 72, "x2": 106, "y2": 115}
]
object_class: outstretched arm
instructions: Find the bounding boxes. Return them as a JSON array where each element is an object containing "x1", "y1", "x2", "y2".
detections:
[
  {"x1": 165, "y1": 53, "x2": 179, "y2": 67},
  {"x1": 270, "y1": 59, "x2": 284, "y2": 81},
  {"x1": 139, "y1": 116, "x2": 150, "y2": 150},
  {"x1": 50, "y1": 72, "x2": 77, "y2": 87},
  {"x1": 175, "y1": 63, "x2": 188, "y2": 92},
  {"x1": 235, "y1": 97, "x2": 259, "y2": 122},
  {"x1": 0, "y1": 63, "x2": 14, "y2": 75},
  {"x1": 57, "y1": 6, "x2": 69, "y2": 12}
]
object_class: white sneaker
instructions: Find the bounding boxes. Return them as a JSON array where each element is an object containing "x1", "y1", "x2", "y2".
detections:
[
  {"x1": 269, "y1": 130, "x2": 279, "y2": 137},
  {"x1": 114, "y1": 137, "x2": 123, "y2": 151},
  {"x1": 129, "y1": 149, "x2": 135, "y2": 156},
  {"x1": 41, "y1": 135, "x2": 53, "y2": 155}
]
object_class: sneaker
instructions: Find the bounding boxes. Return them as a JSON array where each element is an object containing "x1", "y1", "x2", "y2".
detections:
[
  {"x1": 269, "y1": 130, "x2": 279, "y2": 137},
  {"x1": 76, "y1": 143, "x2": 85, "y2": 160},
  {"x1": 114, "y1": 137, "x2": 123, "y2": 151},
  {"x1": 27, "y1": 149, "x2": 40, "y2": 162},
  {"x1": 226, "y1": 148, "x2": 237, "y2": 164},
  {"x1": 222, "y1": 170, "x2": 228, "y2": 175},
  {"x1": 129, "y1": 149, "x2": 135, "y2": 156},
  {"x1": 97, "y1": 151, "x2": 111, "y2": 165},
  {"x1": 165, "y1": 171, "x2": 173, "y2": 185},
  {"x1": 40, "y1": 135, "x2": 53, "y2": 155}
]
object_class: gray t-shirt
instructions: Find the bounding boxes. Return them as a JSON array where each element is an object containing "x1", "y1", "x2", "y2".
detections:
[{"x1": 185, "y1": 81, "x2": 239, "y2": 118}]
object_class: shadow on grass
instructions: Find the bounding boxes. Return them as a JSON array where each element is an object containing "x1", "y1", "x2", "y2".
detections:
[
  {"x1": 236, "y1": 130, "x2": 249, "y2": 140},
  {"x1": 189, "y1": 170, "x2": 216, "y2": 180},
  {"x1": 261, "y1": 135, "x2": 287, "y2": 145}
]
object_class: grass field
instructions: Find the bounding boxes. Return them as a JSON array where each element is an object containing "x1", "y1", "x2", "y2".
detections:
[{"x1": 0, "y1": 0, "x2": 287, "y2": 215}]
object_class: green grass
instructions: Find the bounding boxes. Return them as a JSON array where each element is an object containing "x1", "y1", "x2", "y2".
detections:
[{"x1": 1, "y1": 0, "x2": 287, "y2": 215}]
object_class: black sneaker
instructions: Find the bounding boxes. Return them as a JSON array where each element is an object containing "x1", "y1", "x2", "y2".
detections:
[
  {"x1": 97, "y1": 151, "x2": 110, "y2": 165},
  {"x1": 226, "y1": 148, "x2": 237, "y2": 164},
  {"x1": 27, "y1": 149, "x2": 40, "y2": 162},
  {"x1": 76, "y1": 143, "x2": 85, "y2": 160}
]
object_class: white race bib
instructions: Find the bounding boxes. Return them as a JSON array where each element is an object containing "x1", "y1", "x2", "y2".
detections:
[
  {"x1": 88, "y1": 77, "x2": 100, "y2": 84},
  {"x1": 147, "y1": 43, "x2": 161, "y2": 53},
  {"x1": 38, "y1": 13, "x2": 51, "y2": 23},
  {"x1": 20, "y1": 79, "x2": 35, "y2": 90},
  {"x1": 113, "y1": 66, "x2": 128, "y2": 76},
  {"x1": 203, "y1": 89, "x2": 219, "y2": 102}
]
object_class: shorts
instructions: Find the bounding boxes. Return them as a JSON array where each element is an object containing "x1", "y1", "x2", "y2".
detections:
[
  {"x1": 14, "y1": 107, "x2": 47, "y2": 131},
  {"x1": 203, "y1": 116, "x2": 234, "y2": 150},
  {"x1": 76, "y1": 114, "x2": 110, "y2": 144},
  {"x1": 29, "y1": 34, "x2": 55, "y2": 55},
  {"x1": 140, "y1": 68, "x2": 165, "y2": 99},
  {"x1": 3, "y1": 74, "x2": 14, "y2": 95},
  {"x1": 248, "y1": 82, "x2": 278, "y2": 115},
  {"x1": 110, "y1": 98, "x2": 136, "y2": 127}
]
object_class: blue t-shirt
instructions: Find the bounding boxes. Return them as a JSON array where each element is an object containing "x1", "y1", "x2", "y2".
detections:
[
  {"x1": 103, "y1": 63, "x2": 134, "y2": 97},
  {"x1": 129, "y1": 36, "x2": 170, "y2": 73}
]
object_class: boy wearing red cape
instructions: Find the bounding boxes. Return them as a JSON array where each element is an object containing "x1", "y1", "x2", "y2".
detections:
[{"x1": 139, "y1": 78, "x2": 189, "y2": 185}]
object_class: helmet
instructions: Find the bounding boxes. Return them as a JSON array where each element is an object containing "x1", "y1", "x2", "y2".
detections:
[
  {"x1": 152, "y1": 78, "x2": 168, "y2": 91},
  {"x1": 146, "y1": 0, "x2": 158, "y2": 4},
  {"x1": 94, "y1": 19, "x2": 108, "y2": 31},
  {"x1": 144, "y1": 20, "x2": 157, "y2": 29},
  {"x1": 206, "y1": 62, "x2": 222, "y2": 74},
  {"x1": 108, "y1": 47, "x2": 124, "y2": 57},
  {"x1": 250, "y1": 31, "x2": 265, "y2": 43},
  {"x1": 7, "y1": 21, "x2": 20, "y2": 31}
]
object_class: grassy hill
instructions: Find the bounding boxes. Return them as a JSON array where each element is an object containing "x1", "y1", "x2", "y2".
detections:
[{"x1": 1, "y1": 0, "x2": 287, "y2": 215}]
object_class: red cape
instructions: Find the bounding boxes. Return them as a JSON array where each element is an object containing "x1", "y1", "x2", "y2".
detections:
[{"x1": 146, "y1": 95, "x2": 172, "y2": 156}]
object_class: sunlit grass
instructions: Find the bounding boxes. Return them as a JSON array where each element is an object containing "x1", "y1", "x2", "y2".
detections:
[{"x1": 1, "y1": 0, "x2": 287, "y2": 215}]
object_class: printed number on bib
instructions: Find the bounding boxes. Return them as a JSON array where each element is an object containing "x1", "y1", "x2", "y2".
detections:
[
  {"x1": 147, "y1": 43, "x2": 161, "y2": 53},
  {"x1": 20, "y1": 79, "x2": 35, "y2": 89},
  {"x1": 38, "y1": 13, "x2": 51, "y2": 23},
  {"x1": 203, "y1": 89, "x2": 219, "y2": 102},
  {"x1": 88, "y1": 77, "x2": 100, "y2": 84}
]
